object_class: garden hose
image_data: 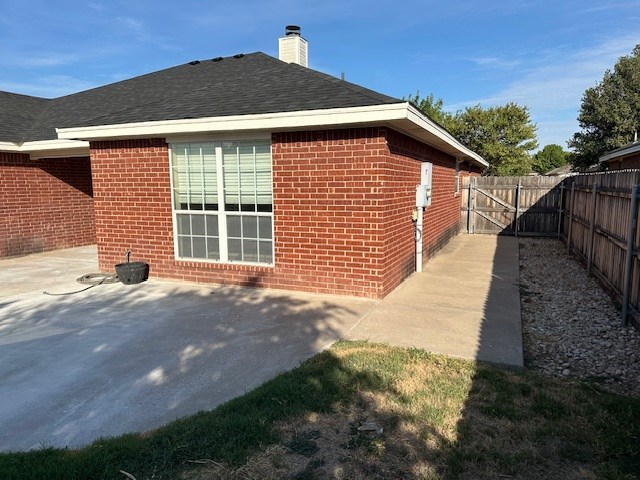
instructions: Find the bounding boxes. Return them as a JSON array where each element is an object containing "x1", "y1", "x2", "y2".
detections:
[{"x1": 43, "y1": 273, "x2": 120, "y2": 296}]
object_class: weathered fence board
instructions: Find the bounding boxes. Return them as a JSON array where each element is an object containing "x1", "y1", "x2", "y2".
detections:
[
  {"x1": 462, "y1": 176, "x2": 563, "y2": 236},
  {"x1": 562, "y1": 171, "x2": 640, "y2": 327},
  {"x1": 462, "y1": 170, "x2": 640, "y2": 327}
]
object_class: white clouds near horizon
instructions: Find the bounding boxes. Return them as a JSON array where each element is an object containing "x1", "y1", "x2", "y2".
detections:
[{"x1": 444, "y1": 35, "x2": 639, "y2": 148}]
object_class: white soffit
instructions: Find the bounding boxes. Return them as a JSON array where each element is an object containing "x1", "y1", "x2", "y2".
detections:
[{"x1": 56, "y1": 103, "x2": 487, "y2": 167}]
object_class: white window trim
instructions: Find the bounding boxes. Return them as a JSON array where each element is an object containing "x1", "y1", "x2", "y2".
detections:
[{"x1": 168, "y1": 141, "x2": 275, "y2": 267}]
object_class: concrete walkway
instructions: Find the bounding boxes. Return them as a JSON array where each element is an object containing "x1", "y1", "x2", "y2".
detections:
[
  {"x1": 347, "y1": 234, "x2": 523, "y2": 368},
  {"x1": 0, "y1": 235, "x2": 521, "y2": 451}
]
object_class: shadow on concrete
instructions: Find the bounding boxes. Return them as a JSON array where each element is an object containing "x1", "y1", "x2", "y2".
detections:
[
  {"x1": 2, "y1": 240, "x2": 635, "y2": 479},
  {"x1": 471, "y1": 236, "x2": 523, "y2": 368},
  {"x1": 0, "y1": 280, "x2": 371, "y2": 451},
  {"x1": 444, "y1": 235, "x2": 528, "y2": 476}
]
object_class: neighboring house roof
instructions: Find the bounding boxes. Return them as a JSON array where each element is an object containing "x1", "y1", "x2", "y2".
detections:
[
  {"x1": 0, "y1": 52, "x2": 487, "y2": 167},
  {"x1": 545, "y1": 164, "x2": 574, "y2": 176},
  {"x1": 599, "y1": 141, "x2": 640, "y2": 163}
]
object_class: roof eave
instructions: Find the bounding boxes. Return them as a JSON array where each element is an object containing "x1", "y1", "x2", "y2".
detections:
[
  {"x1": 400, "y1": 104, "x2": 487, "y2": 167},
  {"x1": 0, "y1": 139, "x2": 89, "y2": 158},
  {"x1": 599, "y1": 143, "x2": 640, "y2": 163},
  {"x1": 56, "y1": 103, "x2": 487, "y2": 168},
  {"x1": 0, "y1": 141, "x2": 22, "y2": 152}
]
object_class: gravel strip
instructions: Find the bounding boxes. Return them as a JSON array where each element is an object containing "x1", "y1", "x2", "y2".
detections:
[{"x1": 519, "y1": 237, "x2": 640, "y2": 397}]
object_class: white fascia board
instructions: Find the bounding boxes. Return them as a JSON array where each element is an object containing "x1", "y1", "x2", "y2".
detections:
[
  {"x1": 404, "y1": 105, "x2": 488, "y2": 167},
  {"x1": 56, "y1": 104, "x2": 410, "y2": 140},
  {"x1": 55, "y1": 102, "x2": 486, "y2": 167},
  {"x1": 22, "y1": 140, "x2": 89, "y2": 159},
  {"x1": 0, "y1": 139, "x2": 89, "y2": 158},
  {"x1": 0, "y1": 141, "x2": 22, "y2": 152},
  {"x1": 599, "y1": 143, "x2": 640, "y2": 163}
]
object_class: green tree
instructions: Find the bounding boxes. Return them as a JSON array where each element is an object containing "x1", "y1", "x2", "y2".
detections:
[
  {"x1": 532, "y1": 144, "x2": 568, "y2": 174},
  {"x1": 569, "y1": 44, "x2": 640, "y2": 170},
  {"x1": 448, "y1": 103, "x2": 538, "y2": 176},
  {"x1": 405, "y1": 91, "x2": 452, "y2": 127},
  {"x1": 408, "y1": 92, "x2": 538, "y2": 176}
]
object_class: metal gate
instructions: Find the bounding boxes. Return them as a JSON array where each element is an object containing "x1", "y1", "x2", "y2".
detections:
[{"x1": 461, "y1": 176, "x2": 564, "y2": 236}]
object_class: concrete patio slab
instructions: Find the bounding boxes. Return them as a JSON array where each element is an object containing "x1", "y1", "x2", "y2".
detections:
[
  {"x1": 0, "y1": 235, "x2": 522, "y2": 452},
  {"x1": 0, "y1": 248, "x2": 375, "y2": 451}
]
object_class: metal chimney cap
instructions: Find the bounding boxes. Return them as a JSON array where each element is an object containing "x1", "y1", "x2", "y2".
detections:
[{"x1": 285, "y1": 25, "x2": 301, "y2": 36}]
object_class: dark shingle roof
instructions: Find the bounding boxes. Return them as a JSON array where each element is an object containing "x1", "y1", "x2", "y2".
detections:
[
  {"x1": 0, "y1": 91, "x2": 51, "y2": 143},
  {"x1": 1, "y1": 52, "x2": 401, "y2": 142},
  {"x1": 600, "y1": 141, "x2": 640, "y2": 160}
]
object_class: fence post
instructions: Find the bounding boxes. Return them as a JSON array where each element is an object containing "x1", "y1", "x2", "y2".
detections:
[
  {"x1": 567, "y1": 181, "x2": 575, "y2": 252},
  {"x1": 467, "y1": 179, "x2": 473, "y2": 233},
  {"x1": 515, "y1": 179, "x2": 521, "y2": 237},
  {"x1": 622, "y1": 185, "x2": 639, "y2": 326},
  {"x1": 557, "y1": 182, "x2": 564, "y2": 239},
  {"x1": 587, "y1": 182, "x2": 598, "y2": 276},
  {"x1": 469, "y1": 177, "x2": 476, "y2": 234}
]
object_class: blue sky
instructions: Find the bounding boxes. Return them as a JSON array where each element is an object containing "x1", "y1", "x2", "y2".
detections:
[{"x1": 1, "y1": 0, "x2": 638, "y2": 150}]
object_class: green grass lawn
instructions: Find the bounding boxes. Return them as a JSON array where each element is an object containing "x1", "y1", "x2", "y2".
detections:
[{"x1": 1, "y1": 341, "x2": 638, "y2": 479}]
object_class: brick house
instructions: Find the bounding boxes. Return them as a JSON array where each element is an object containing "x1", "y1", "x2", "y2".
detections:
[
  {"x1": 599, "y1": 141, "x2": 640, "y2": 170},
  {"x1": 0, "y1": 31, "x2": 485, "y2": 298}
]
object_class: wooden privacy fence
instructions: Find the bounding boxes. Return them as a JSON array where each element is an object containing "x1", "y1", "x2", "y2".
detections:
[
  {"x1": 563, "y1": 171, "x2": 640, "y2": 327},
  {"x1": 461, "y1": 176, "x2": 564, "y2": 236},
  {"x1": 462, "y1": 171, "x2": 640, "y2": 327}
]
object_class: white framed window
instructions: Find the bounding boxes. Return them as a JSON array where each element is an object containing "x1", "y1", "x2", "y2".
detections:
[
  {"x1": 454, "y1": 159, "x2": 461, "y2": 195},
  {"x1": 170, "y1": 140, "x2": 274, "y2": 265}
]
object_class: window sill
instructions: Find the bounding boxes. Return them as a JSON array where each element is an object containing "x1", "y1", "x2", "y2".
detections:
[{"x1": 174, "y1": 257, "x2": 275, "y2": 269}]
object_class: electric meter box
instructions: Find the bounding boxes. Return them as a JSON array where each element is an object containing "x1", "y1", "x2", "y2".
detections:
[{"x1": 416, "y1": 162, "x2": 433, "y2": 207}]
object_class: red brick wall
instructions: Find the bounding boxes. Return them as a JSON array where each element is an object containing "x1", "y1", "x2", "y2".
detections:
[
  {"x1": 607, "y1": 152, "x2": 640, "y2": 170},
  {"x1": 381, "y1": 130, "x2": 466, "y2": 295},
  {"x1": 91, "y1": 128, "x2": 473, "y2": 298},
  {"x1": 90, "y1": 139, "x2": 174, "y2": 272},
  {"x1": 272, "y1": 128, "x2": 388, "y2": 297},
  {"x1": 0, "y1": 152, "x2": 95, "y2": 257},
  {"x1": 90, "y1": 132, "x2": 389, "y2": 297}
]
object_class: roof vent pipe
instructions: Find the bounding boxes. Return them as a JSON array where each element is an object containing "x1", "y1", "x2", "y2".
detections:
[{"x1": 279, "y1": 25, "x2": 308, "y2": 68}]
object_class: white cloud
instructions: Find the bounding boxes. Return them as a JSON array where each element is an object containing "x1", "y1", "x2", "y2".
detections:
[
  {"x1": 445, "y1": 34, "x2": 639, "y2": 146},
  {"x1": 580, "y1": 2, "x2": 640, "y2": 14},
  {"x1": 116, "y1": 16, "x2": 178, "y2": 51},
  {"x1": 87, "y1": 2, "x2": 105, "y2": 11},
  {"x1": 449, "y1": 35, "x2": 638, "y2": 111},
  {"x1": 471, "y1": 57, "x2": 522, "y2": 69},
  {"x1": 18, "y1": 53, "x2": 81, "y2": 67}
]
